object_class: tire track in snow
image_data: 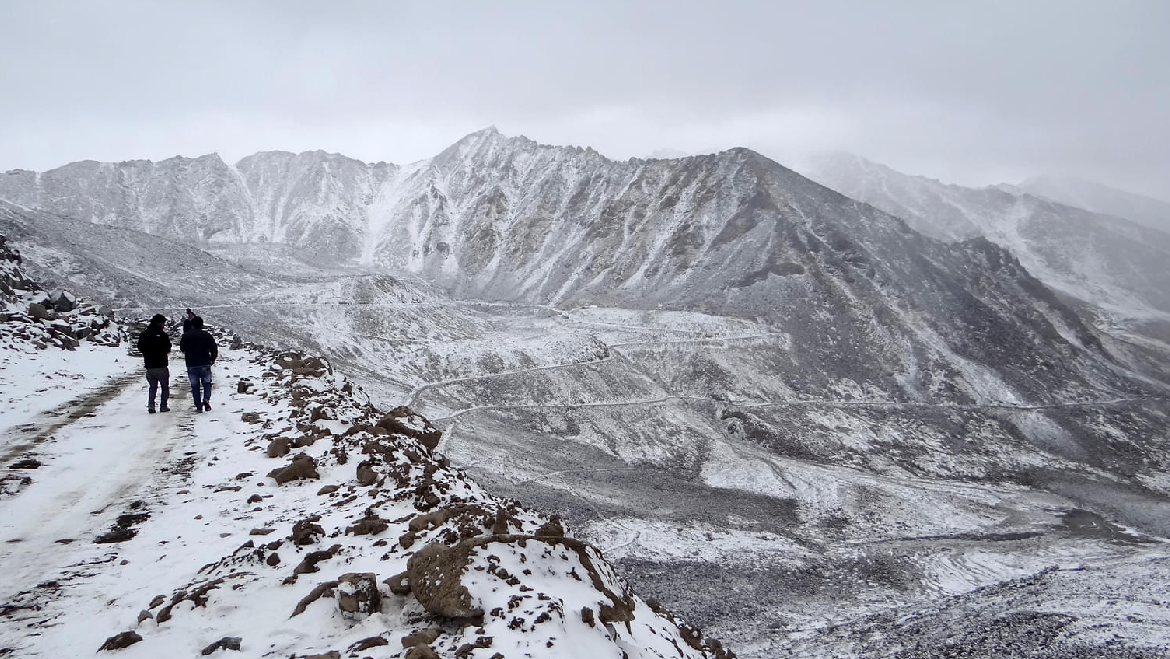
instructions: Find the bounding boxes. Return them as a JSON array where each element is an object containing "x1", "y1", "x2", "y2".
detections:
[{"x1": 0, "y1": 372, "x2": 140, "y2": 464}]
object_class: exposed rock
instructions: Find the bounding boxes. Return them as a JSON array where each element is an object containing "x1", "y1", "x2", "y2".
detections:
[
  {"x1": 336, "y1": 572, "x2": 381, "y2": 615},
  {"x1": 404, "y1": 645, "x2": 440, "y2": 659},
  {"x1": 267, "y1": 453, "x2": 319, "y2": 484},
  {"x1": 290, "y1": 516, "x2": 324, "y2": 545},
  {"x1": 401, "y1": 627, "x2": 442, "y2": 648},
  {"x1": 293, "y1": 549, "x2": 336, "y2": 575},
  {"x1": 406, "y1": 542, "x2": 483, "y2": 619},
  {"x1": 237, "y1": 378, "x2": 253, "y2": 394},
  {"x1": 28, "y1": 302, "x2": 49, "y2": 320},
  {"x1": 316, "y1": 484, "x2": 339, "y2": 495},
  {"x1": 98, "y1": 631, "x2": 142, "y2": 651},
  {"x1": 200, "y1": 636, "x2": 242, "y2": 655},
  {"x1": 384, "y1": 571, "x2": 411, "y2": 596},
  {"x1": 355, "y1": 460, "x2": 377, "y2": 486},
  {"x1": 290, "y1": 580, "x2": 338, "y2": 618},
  {"x1": 345, "y1": 512, "x2": 389, "y2": 536},
  {"x1": 265, "y1": 436, "x2": 291, "y2": 459},
  {"x1": 48, "y1": 289, "x2": 76, "y2": 312},
  {"x1": 535, "y1": 515, "x2": 565, "y2": 538},
  {"x1": 455, "y1": 637, "x2": 492, "y2": 657},
  {"x1": 376, "y1": 407, "x2": 442, "y2": 451},
  {"x1": 351, "y1": 636, "x2": 389, "y2": 651},
  {"x1": 136, "y1": 610, "x2": 152, "y2": 624}
]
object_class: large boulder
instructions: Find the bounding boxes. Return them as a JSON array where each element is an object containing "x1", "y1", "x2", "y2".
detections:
[{"x1": 48, "y1": 289, "x2": 76, "y2": 312}]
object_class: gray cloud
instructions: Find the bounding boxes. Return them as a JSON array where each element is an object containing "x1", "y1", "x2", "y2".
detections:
[{"x1": 1, "y1": 0, "x2": 1167, "y2": 198}]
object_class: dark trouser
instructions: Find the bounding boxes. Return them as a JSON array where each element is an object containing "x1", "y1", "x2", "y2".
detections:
[
  {"x1": 187, "y1": 365, "x2": 213, "y2": 408},
  {"x1": 145, "y1": 367, "x2": 169, "y2": 409}
]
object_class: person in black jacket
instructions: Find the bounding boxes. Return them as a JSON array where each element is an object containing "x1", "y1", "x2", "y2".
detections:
[
  {"x1": 136, "y1": 314, "x2": 172, "y2": 413},
  {"x1": 179, "y1": 315, "x2": 218, "y2": 412}
]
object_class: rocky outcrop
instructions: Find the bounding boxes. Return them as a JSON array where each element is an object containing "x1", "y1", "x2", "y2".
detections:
[{"x1": 0, "y1": 233, "x2": 119, "y2": 350}]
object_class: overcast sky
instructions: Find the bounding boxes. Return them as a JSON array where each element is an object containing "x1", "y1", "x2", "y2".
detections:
[{"x1": 2, "y1": 0, "x2": 1167, "y2": 198}]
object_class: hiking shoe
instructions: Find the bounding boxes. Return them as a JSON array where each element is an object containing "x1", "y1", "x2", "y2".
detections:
[
  {"x1": 203, "y1": 402, "x2": 212, "y2": 411},
  {"x1": 148, "y1": 407, "x2": 156, "y2": 414},
  {"x1": 160, "y1": 405, "x2": 170, "y2": 413},
  {"x1": 195, "y1": 405, "x2": 204, "y2": 413}
]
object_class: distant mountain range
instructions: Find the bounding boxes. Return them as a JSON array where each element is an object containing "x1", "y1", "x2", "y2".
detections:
[
  {"x1": 1015, "y1": 174, "x2": 1170, "y2": 235},
  {"x1": 797, "y1": 152, "x2": 1170, "y2": 324},
  {"x1": 4, "y1": 130, "x2": 1160, "y2": 407}
]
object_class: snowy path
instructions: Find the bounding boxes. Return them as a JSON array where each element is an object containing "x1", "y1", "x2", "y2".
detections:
[{"x1": 0, "y1": 369, "x2": 192, "y2": 608}]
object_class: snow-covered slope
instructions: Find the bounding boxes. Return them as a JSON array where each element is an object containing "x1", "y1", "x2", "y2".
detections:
[
  {"x1": 1017, "y1": 174, "x2": 1170, "y2": 235},
  {"x1": 798, "y1": 152, "x2": 1170, "y2": 324}
]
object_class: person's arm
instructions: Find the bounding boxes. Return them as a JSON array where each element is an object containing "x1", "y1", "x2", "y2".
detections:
[
  {"x1": 179, "y1": 332, "x2": 189, "y2": 354},
  {"x1": 209, "y1": 335, "x2": 219, "y2": 363}
]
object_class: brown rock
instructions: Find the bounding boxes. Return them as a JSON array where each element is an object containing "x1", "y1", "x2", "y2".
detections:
[
  {"x1": 98, "y1": 631, "x2": 142, "y2": 651},
  {"x1": 351, "y1": 636, "x2": 389, "y2": 651},
  {"x1": 266, "y1": 552, "x2": 281, "y2": 566},
  {"x1": 406, "y1": 542, "x2": 482, "y2": 619},
  {"x1": 355, "y1": 460, "x2": 377, "y2": 486},
  {"x1": 293, "y1": 549, "x2": 335, "y2": 575},
  {"x1": 536, "y1": 515, "x2": 565, "y2": 537},
  {"x1": 384, "y1": 571, "x2": 411, "y2": 596},
  {"x1": 290, "y1": 580, "x2": 338, "y2": 618},
  {"x1": 336, "y1": 572, "x2": 381, "y2": 615},
  {"x1": 136, "y1": 610, "x2": 153, "y2": 624},
  {"x1": 317, "y1": 484, "x2": 339, "y2": 495},
  {"x1": 404, "y1": 645, "x2": 440, "y2": 659},
  {"x1": 346, "y1": 513, "x2": 388, "y2": 536},
  {"x1": 290, "y1": 516, "x2": 324, "y2": 545},
  {"x1": 401, "y1": 627, "x2": 441, "y2": 648},
  {"x1": 375, "y1": 408, "x2": 442, "y2": 450},
  {"x1": 265, "y1": 436, "x2": 291, "y2": 459},
  {"x1": 267, "y1": 453, "x2": 319, "y2": 484}
]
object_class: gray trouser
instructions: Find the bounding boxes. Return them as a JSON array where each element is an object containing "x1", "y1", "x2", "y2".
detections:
[{"x1": 145, "y1": 367, "x2": 169, "y2": 408}]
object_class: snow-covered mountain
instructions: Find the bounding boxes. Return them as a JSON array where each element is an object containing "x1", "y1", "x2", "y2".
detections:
[
  {"x1": 1017, "y1": 174, "x2": 1170, "y2": 235},
  {"x1": 5, "y1": 133, "x2": 1170, "y2": 657},
  {"x1": 798, "y1": 152, "x2": 1170, "y2": 325}
]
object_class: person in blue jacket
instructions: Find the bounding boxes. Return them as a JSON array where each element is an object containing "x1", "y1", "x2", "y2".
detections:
[{"x1": 179, "y1": 316, "x2": 218, "y2": 412}]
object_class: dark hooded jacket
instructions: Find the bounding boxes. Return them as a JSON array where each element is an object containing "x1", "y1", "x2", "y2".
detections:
[
  {"x1": 179, "y1": 326, "x2": 218, "y2": 367},
  {"x1": 137, "y1": 322, "x2": 172, "y2": 369}
]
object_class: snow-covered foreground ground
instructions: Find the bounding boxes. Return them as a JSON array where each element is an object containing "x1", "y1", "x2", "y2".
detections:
[{"x1": 0, "y1": 338, "x2": 727, "y2": 658}]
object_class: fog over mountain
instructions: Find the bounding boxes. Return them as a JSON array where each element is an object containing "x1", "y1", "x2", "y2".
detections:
[
  {"x1": 1016, "y1": 175, "x2": 1170, "y2": 236},
  {"x1": 798, "y1": 152, "x2": 1170, "y2": 345},
  {"x1": 3, "y1": 129, "x2": 1170, "y2": 657}
]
